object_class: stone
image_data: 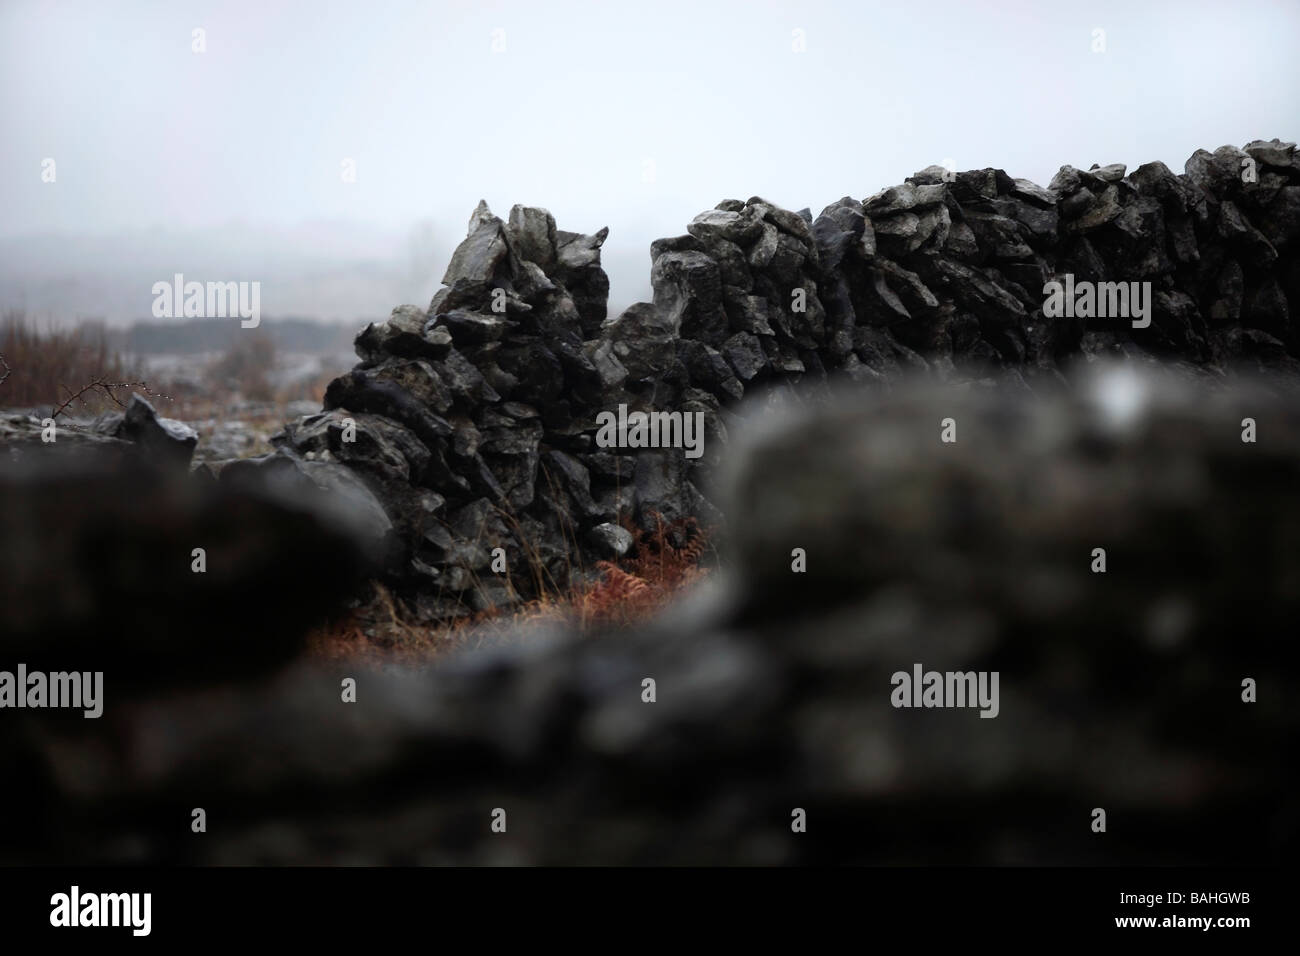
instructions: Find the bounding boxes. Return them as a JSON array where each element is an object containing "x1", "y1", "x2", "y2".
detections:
[
  {"x1": 506, "y1": 205, "x2": 558, "y2": 269},
  {"x1": 114, "y1": 394, "x2": 198, "y2": 469},
  {"x1": 1089, "y1": 162, "x2": 1127, "y2": 182},
  {"x1": 442, "y1": 200, "x2": 509, "y2": 286},
  {"x1": 720, "y1": 332, "x2": 768, "y2": 381},
  {"x1": 587, "y1": 522, "x2": 634, "y2": 558},
  {"x1": 1244, "y1": 138, "x2": 1297, "y2": 169},
  {"x1": 436, "y1": 310, "x2": 515, "y2": 345},
  {"x1": 687, "y1": 209, "x2": 764, "y2": 246},
  {"x1": 652, "y1": 250, "x2": 728, "y2": 344}
]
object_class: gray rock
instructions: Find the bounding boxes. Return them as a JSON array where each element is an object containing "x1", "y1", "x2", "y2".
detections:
[
  {"x1": 812, "y1": 197, "x2": 871, "y2": 270},
  {"x1": 1063, "y1": 184, "x2": 1124, "y2": 233},
  {"x1": 506, "y1": 205, "x2": 558, "y2": 269},
  {"x1": 1010, "y1": 178, "x2": 1057, "y2": 207},
  {"x1": 436, "y1": 309, "x2": 515, "y2": 345},
  {"x1": 652, "y1": 250, "x2": 728, "y2": 344},
  {"x1": 355, "y1": 305, "x2": 451, "y2": 364},
  {"x1": 687, "y1": 209, "x2": 763, "y2": 246},
  {"x1": 113, "y1": 394, "x2": 199, "y2": 469},
  {"x1": 865, "y1": 183, "x2": 918, "y2": 215},
  {"x1": 1185, "y1": 145, "x2": 1253, "y2": 196},
  {"x1": 720, "y1": 332, "x2": 768, "y2": 381},
  {"x1": 441, "y1": 200, "x2": 509, "y2": 286},
  {"x1": 587, "y1": 521, "x2": 634, "y2": 558},
  {"x1": 541, "y1": 449, "x2": 601, "y2": 523},
  {"x1": 556, "y1": 226, "x2": 610, "y2": 271},
  {"x1": 746, "y1": 222, "x2": 781, "y2": 270},
  {"x1": 1244, "y1": 138, "x2": 1297, "y2": 168},
  {"x1": 1089, "y1": 162, "x2": 1127, "y2": 182}
]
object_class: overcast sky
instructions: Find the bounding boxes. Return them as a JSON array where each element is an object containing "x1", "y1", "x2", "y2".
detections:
[{"x1": 2, "y1": 0, "x2": 1297, "y2": 324}]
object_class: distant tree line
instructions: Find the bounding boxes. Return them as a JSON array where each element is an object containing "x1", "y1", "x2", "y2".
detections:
[{"x1": 115, "y1": 317, "x2": 360, "y2": 355}]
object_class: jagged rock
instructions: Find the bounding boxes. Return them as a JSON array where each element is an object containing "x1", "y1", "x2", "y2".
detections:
[
  {"x1": 991, "y1": 197, "x2": 1058, "y2": 244},
  {"x1": 723, "y1": 294, "x2": 776, "y2": 338},
  {"x1": 633, "y1": 449, "x2": 691, "y2": 524},
  {"x1": 1010, "y1": 178, "x2": 1057, "y2": 207},
  {"x1": 585, "y1": 339, "x2": 629, "y2": 390},
  {"x1": 556, "y1": 226, "x2": 609, "y2": 271},
  {"x1": 601, "y1": 303, "x2": 679, "y2": 389},
  {"x1": 677, "y1": 339, "x2": 744, "y2": 401},
  {"x1": 540, "y1": 450, "x2": 601, "y2": 524},
  {"x1": 942, "y1": 215, "x2": 980, "y2": 259},
  {"x1": 436, "y1": 309, "x2": 515, "y2": 345},
  {"x1": 965, "y1": 209, "x2": 1034, "y2": 259},
  {"x1": 442, "y1": 200, "x2": 509, "y2": 286},
  {"x1": 708, "y1": 238, "x2": 753, "y2": 291},
  {"x1": 748, "y1": 197, "x2": 816, "y2": 250},
  {"x1": 95, "y1": 394, "x2": 198, "y2": 470},
  {"x1": 1063, "y1": 184, "x2": 1124, "y2": 233},
  {"x1": 812, "y1": 197, "x2": 872, "y2": 270},
  {"x1": 1049, "y1": 166, "x2": 1087, "y2": 194},
  {"x1": 687, "y1": 208, "x2": 763, "y2": 246},
  {"x1": 1185, "y1": 145, "x2": 1254, "y2": 197},
  {"x1": 653, "y1": 250, "x2": 728, "y2": 344},
  {"x1": 1218, "y1": 201, "x2": 1278, "y2": 268},
  {"x1": 720, "y1": 332, "x2": 767, "y2": 382},
  {"x1": 1244, "y1": 138, "x2": 1297, "y2": 169},
  {"x1": 323, "y1": 366, "x2": 454, "y2": 448},
  {"x1": 1089, "y1": 162, "x2": 1127, "y2": 182},
  {"x1": 276, "y1": 409, "x2": 431, "y2": 485},
  {"x1": 506, "y1": 205, "x2": 558, "y2": 269},
  {"x1": 766, "y1": 233, "x2": 809, "y2": 284},
  {"x1": 354, "y1": 305, "x2": 451, "y2": 364},
  {"x1": 865, "y1": 183, "x2": 920, "y2": 215},
  {"x1": 955, "y1": 167, "x2": 1014, "y2": 201}
]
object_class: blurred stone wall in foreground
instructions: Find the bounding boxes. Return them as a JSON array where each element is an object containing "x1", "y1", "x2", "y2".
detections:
[{"x1": 2, "y1": 369, "x2": 1293, "y2": 865}]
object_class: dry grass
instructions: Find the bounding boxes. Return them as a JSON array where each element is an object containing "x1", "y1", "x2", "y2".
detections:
[
  {"x1": 0, "y1": 310, "x2": 159, "y2": 415},
  {"x1": 0, "y1": 311, "x2": 337, "y2": 424},
  {"x1": 306, "y1": 513, "x2": 716, "y2": 665}
]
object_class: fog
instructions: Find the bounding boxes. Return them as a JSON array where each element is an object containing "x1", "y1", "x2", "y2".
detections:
[{"x1": 1, "y1": 0, "x2": 1296, "y2": 325}]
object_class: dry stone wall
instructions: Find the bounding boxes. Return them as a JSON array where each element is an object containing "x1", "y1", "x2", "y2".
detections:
[{"x1": 270, "y1": 139, "x2": 1300, "y2": 621}]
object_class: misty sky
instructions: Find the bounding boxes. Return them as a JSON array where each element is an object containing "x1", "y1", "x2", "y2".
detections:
[{"x1": 2, "y1": 0, "x2": 1297, "y2": 324}]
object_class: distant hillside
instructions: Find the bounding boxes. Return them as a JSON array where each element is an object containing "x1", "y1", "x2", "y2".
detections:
[{"x1": 114, "y1": 317, "x2": 360, "y2": 356}]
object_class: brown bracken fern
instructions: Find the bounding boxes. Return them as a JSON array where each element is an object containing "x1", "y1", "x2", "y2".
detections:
[{"x1": 307, "y1": 511, "x2": 717, "y2": 663}]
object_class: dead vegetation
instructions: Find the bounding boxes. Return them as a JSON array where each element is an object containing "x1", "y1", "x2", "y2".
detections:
[
  {"x1": 0, "y1": 311, "x2": 337, "y2": 422},
  {"x1": 0, "y1": 311, "x2": 158, "y2": 415},
  {"x1": 306, "y1": 513, "x2": 717, "y2": 664}
]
